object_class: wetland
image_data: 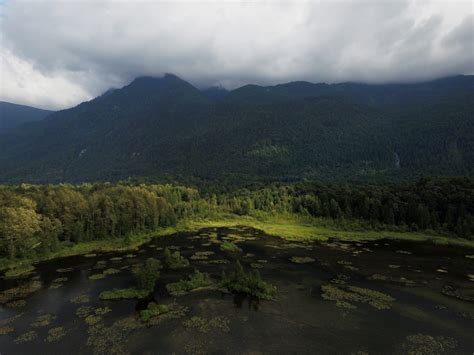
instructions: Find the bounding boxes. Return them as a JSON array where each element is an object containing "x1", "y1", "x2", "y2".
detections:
[{"x1": 1, "y1": 226, "x2": 473, "y2": 354}]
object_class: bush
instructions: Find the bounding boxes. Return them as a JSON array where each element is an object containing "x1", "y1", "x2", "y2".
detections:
[
  {"x1": 166, "y1": 269, "x2": 212, "y2": 296},
  {"x1": 220, "y1": 261, "x2": 276, "y2": 300},
  {"x1": 164, "y1": 248, "x2": 189, "y2": 269},
  {"x1": 135, "y1": 258, "x2": 161, "y2": 291}
]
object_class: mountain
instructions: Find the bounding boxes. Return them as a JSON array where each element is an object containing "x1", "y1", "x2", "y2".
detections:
[
  {"x1": 0, "y1": 101, "x2": 52, "y2": 132},
  {"x1": 0, "y1": 74, "x2": 472, "y2": 184}
]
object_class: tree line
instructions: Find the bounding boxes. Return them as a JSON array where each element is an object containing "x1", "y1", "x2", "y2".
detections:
[{"x1": 1, "y1": 177, "x2": 472, "y2": 261}]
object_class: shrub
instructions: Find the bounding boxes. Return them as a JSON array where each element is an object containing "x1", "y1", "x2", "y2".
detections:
[{"x1": 220, "y1": 261, "x2": 276, "y2": 300}]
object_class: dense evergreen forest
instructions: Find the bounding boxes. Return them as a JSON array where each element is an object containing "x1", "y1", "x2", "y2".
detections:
[
  {"x1": 0, "y1": 75, "x2": 473, "y2": 183},
  {"x1": 1, "y1": 177, "x2": 472, "y2": 262}
]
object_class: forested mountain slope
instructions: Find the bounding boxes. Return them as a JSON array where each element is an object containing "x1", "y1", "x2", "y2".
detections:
[
  {"x1": 0, "y1": 74, "x2": 472, "y2": 183},
  {"x1": 0, "y1": 101, "x2": 52, "y2": 132}
]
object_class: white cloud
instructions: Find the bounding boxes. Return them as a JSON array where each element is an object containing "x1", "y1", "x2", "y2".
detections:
[{"x1": 0, "y1": 0, "x2": 473, "y2": 110}]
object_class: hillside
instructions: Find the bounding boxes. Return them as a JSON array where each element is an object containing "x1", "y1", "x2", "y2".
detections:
[
  {"x1": 0, "y1": 75, "x2": 472, "y2": 184},
  {"x1": 0, "y1": 101, "x2": 52, "y2": 132}
]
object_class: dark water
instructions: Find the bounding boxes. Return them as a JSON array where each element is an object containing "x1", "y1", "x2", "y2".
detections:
[{"x1": 1, "y1": 226, "x2": 473, "y2": 354}]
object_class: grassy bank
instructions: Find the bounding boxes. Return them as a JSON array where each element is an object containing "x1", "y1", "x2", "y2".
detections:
[{"x1": 2, "y1": 213, "x2": 473, "y2": 276}]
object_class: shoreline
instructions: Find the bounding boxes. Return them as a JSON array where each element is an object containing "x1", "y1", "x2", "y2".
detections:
[{"x1": 2, "y1": 214, "x2": 473, "y2": 277}]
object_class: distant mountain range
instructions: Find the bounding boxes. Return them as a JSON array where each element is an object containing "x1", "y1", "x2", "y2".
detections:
[
  {"x1": 0, "y1": 101, "x2": 52, "y2": 132},
  {"x1": 0, "y1": 74, "x2": 472, "y2": 184}
]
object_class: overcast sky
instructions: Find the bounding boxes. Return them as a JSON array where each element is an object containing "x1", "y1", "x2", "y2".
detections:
[{"x1": 0, "y1": 0, "x2": 473, "y2": 110}]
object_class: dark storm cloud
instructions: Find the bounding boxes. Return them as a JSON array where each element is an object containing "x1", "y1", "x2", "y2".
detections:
[{"x1": 0, "y1": 0, "x2": 473, "y2": 109}]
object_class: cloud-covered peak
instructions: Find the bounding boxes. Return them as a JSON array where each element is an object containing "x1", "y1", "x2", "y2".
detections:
[{"x1": 0, "y1": 0, "x2": 472, "y2": 110}]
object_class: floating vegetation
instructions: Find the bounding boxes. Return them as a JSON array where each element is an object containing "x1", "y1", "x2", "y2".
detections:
[
  {"x1": 94, "y1": 307, "x2": 112, "y2": 315},
  {"x1": 53, "y1": 277, "x2": 68, "y2": 283},
  {"x1": 109, "y1": 256, "x2": 123, "y2": 262},
  {"x1": 468, "y1": 274, "x2": 474, "y2": 282},
  {"x1": 0, "y1": 326, "x2": 14, "y2": 335},
  {"x1": 14, "y1": 330, "x2": 37, "y2": 344},
  {"x1": 31, "y1": 313, "x2": 56, "y2": 328},
  {"x1": 436, "y1": 269, "x2": 448, "y2": 273},
  {"x1": 103, "y1": 268, "x2": 120, "y2": 275},
  {"x1": 93, "y1": 260, "x2": 107, "y2": 269},
  {"x1": 99, "y1": 287, "x2": 150, "y2": 300},
  {"x1": 88, "y1": 273, "x2": 106, "y2": 280},
  {"x1": 183, "y1": 316, "x2": 230, "y2": 333},
  {"x1": 396, "y1": 250, "x2": 412, "y2": 255},
  {"x1": 139, "y1": 302, "x2": 170, "y2": 323},
  {"x1": 85, "y1": 253, "x2": 97, "y2": 258},
  {"x1": 321, "y1": 284, "x2": 395, "y2": 310},
  {"x1": 388, "y1": 264, "x2": 400, "y2": 269},
  {"x1": 166, "y1": 270, "x2": 212, "y2": 296},
  {"x1": 220, "y1": 241, "x2": 242, "y2": 253},
  {"x1": 70, "y1": 294, "x2": 90, "y2": 304},
  {"x1": 208, "y1": 259, "x2": 229, "y2": 264},
  {"x1": 45, "y1": 327, "x2": 67, "y2": 342},
  {"x1": 337, "y1": 260, "x2": 352, "y2": 266},
  {"x1": 86, "y1": 317, "x2": 144, "y2": 355},
  {"x1": 369, "y1": 274, "x2": 388, "y2": 281},
  {"x1": 441, "y1": 285, "x2": 473, "y2": 301},
  {"x1": 85, "y1": 315, "x2": 102, "y2": 325},
  {"x1": 0, "y1": 280, "x2": 42, "y2": 304},
  {"x1": 402, "y1": 333, "x2": 457, "y2": 354},
  {"x1": 164, "y1": 248, "x2": 190, "y2": 269},
  {"x1": 244, "y1": 253, "x2": 255, "y2": 258},
  {"x1": 76, "y1": 306, "x2": 93, "y2": 318},
  {"x1": 201, "y1": 242, "x2": 212, "y2": 247},
  {"x1": 56, "y1": 267, "x2": 74, "y2": 273},
  {"x1": 125, "y1": 254, "x2": 135, "y2": 258},
  {"x1": 5, "y1": 299, "x2": 27, "y2": 308},
  {"x1": 465, "y1": 255, "x2": 474, "y2": 259},
  {"x1": 190, "y1": 251, "x2": 215, "y2": 261},
  {"x1": 290, "y1": 256, "x2": 315, "y2": 264},
  {"x1": 221, "y1": 261, "x2": 276, "y2": 300},
  {"x1": 250, "y1": 263, "x2": 264, "y2": 269}
]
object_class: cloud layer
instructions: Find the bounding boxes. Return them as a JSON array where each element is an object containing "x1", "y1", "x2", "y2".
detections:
[{"x1": 1, "y1": 0, "x2": 473, "y2": 110}]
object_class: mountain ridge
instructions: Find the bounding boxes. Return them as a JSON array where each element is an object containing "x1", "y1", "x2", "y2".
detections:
[{"x1": 0, "y1": 74, "x2": 473, "y2": 184}]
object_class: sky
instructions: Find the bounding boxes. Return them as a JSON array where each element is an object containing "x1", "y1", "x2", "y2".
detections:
[{"x1": 0, "y1": 0, "x2": 473, "y2": 110}]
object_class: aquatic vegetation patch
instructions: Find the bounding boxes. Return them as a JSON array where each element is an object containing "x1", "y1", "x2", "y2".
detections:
[
  {"x1": 85, "y1": 253, "x2": 97, "y2": 258},
  {"x1": 31, "y1": 313, "x2": 56, "y2": 328},
  {"x1": 76, "y1": 306, "x2": 93, "y2": 318},
  {"x1": 109, "y1": 256, "x2": 123, "y2": 262},
  {"x1": 0, "y1": 325, "x2": 14, "y2": 335},
  {"x1": 99, "y1": 287, "x2": 150, "y2": 300},
  {"x1": 164, "y1": 248, "x2": 190, "y2": 269},
  {"x1": 183, "y1": 316, "x2": 230, "y2": 333},
  {"x1": 220, "y1": 241, "x2": 242, "y2": 252},
  {"x1": 70, "y1": 294, "x2": 91, "y2": 304},
  {"x1": 86, "y1": 316, "x2": 144, "y2": 354},
  {"x1": 88, "y1": 273, "x2": 106, "y2": 280},
  {"x1": 45, "y1": 326, "x2": 67, "y2": 342},
  {"x1": 166, "y1": 270, "x2": 213, "y2": 296},
  {"x1": 85, "y1": 315, "x2": 102, "y2": 325},
  {"x1": 220, "y1": 261, "x2": 276, "y2": 300},
  {"x1": 139, "y1": 302, "x2": 170, "y2": 323},
  {"x1": 208, "y1": 259, "x2": 229, "y2": 264},
  {"x1": 190, "y1": 251, "x2": 215, "y2": 261},
  {"x1": 402, "y1": 334, "x2": 457, "y2": 354},
  {"x1": 321, "y1": 284, "x2": 395, "y2": 310},
  {"x1": 94, "y1": 307, "x2": 112, "y2": 315},
  {"x1": 14, "y1": 330, "x2": 37, "y2": 343},
  {"x1": 0, "y1": 280, "x2": 42, "y2": 304},
  {"x1": 250, "y1": 263, "x2": 264, "y2": 269},
  {"x1": 290, "y1": 256, "x2": 315, "y2": 264},
  {"x1": 56, "y1": 267, "x2": 74, "y2": 273},
  {"x1": 441, "y1": 285, "x2": 474, "y2": 301},
  {"x1": 5, "y1": 298, "x2": 27, "y2": 308},
  {"x1": 103, "y1": 268, "x2": 120, "y2": 275}
]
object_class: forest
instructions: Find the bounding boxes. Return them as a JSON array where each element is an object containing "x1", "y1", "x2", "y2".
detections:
[{"x1": 1, "y1": 177, "x2": 473, "y2": 263}]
